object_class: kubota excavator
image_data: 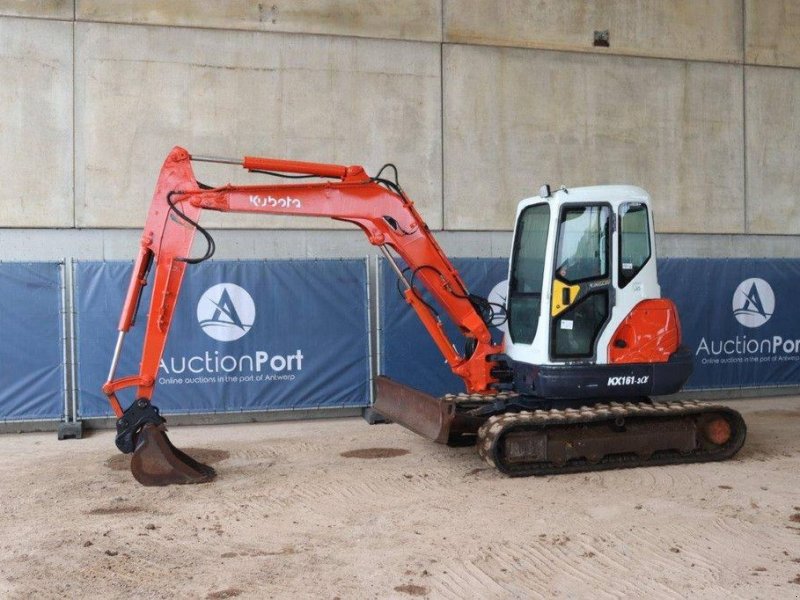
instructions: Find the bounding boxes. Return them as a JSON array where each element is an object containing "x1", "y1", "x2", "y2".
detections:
[{"x1": 103, "y1": 147, "x2": 746, "y2": 485}]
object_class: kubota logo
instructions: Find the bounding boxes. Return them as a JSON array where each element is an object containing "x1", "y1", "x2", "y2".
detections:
[
  {"x1": 197, "y1": 283, "x2": 255, "y2": 341},
  {"x1": 732, "y1": 278, "x2": 774, "y2": 328},
  {"x1": 249, "y1": 195, "x2": 302, "y2": 208}
]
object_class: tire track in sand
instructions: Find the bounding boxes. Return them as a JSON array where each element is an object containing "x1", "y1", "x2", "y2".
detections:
[
  {"x1": 218, "y1": 464, "x2": 457, "y2": 515},
  {"x1": 428, "y1": 532, "x2": 737, "y2": 600}
]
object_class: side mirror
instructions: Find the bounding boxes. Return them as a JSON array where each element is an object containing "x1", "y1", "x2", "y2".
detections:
[{"x1": 539, "y1": 184, "x2": 551, "y2": 198}]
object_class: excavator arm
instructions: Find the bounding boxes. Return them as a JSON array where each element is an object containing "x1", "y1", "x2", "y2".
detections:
[{"x1": 103, "y1": 146, "x2": 502, "y2": 485}]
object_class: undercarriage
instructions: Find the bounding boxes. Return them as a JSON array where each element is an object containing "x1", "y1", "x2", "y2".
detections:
[{"x1": 374, "y1": 377, "x2": 746, "y2": 476}]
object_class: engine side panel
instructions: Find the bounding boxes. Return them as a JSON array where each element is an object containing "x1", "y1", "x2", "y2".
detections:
[{"x1": 608, "y1": 298, "x2": 681, "y2": 364}]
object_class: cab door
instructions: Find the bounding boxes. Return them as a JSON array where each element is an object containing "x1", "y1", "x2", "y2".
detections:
[{"x1": 549, "y1": 204, "x2": 613, "y2": 361}]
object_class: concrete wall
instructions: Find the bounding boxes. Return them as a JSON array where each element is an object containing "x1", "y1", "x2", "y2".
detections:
[
  {"x1": 444, "y1": 0, "x2": 743, "y2": 63},
  {"x1": 1, "y1": 1, "x2": 799, "y2": 261},
  {"x1": 0, "y1": 17, "x2": 72, "y2": 227},
  {"x1": 443, "y1": 45, "x2": 744, "y2": 233},
  {"x1": 74, "y1": 22, "x2": 441, "y2": 230}
]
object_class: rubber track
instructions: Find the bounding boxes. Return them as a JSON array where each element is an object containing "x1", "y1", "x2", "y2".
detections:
[{"x1": 475, "y1": 400, "x2": 747, "y2": 477}]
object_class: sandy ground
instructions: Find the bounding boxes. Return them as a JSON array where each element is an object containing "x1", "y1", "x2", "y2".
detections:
[{"x1": 0, "y1": 397, "x2": 799, "y2": 600}]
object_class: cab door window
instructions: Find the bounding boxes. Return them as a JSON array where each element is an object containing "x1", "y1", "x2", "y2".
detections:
[
  {"x1": 618, "y1": 202, "x2": 651, "y2": 288},
  {"x1": 555, "y1": 206, "x2": 610, "y2": 283},
  {"x1": 551, "y1": 205, "x2": 611, "y2": 359}
]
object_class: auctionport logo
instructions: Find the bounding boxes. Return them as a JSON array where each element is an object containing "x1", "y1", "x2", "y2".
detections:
[
  {"x1": 696, "y1": 276, "x2": 799, "y2": 366},
  {"x1": 158, "y1": 282, "x2": 303, "y2": 386},
  {"x1": 196, "y1": 283, "x2": 255, "y2": 342},
  {"x1": 488, "y1": 279, "x2": 509, "y2": 332},
  {"x1": 732, "y1": 278, "x2": 774, "y2": 328}
]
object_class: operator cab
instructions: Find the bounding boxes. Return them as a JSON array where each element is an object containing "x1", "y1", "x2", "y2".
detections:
[{"x1": 503, "y1": 185, "x2": 691, "y2": 399}]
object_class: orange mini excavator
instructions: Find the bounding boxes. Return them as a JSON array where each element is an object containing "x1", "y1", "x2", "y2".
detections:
[{"x1": 103, "y1": 147, "x2": 745, "y2": 485}]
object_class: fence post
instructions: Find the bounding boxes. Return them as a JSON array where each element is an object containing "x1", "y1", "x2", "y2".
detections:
[{"x1": 58, "y1": 258, "x2": 83, "y2": 440}]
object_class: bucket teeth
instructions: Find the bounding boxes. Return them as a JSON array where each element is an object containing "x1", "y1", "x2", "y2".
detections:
[{"x1": 130, "y1": 423, "x2": 216, "y2": 486}]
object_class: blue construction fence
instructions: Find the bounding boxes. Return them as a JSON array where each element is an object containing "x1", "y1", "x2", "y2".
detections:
[
  {"x1": 2, "y1": 257, "x2": 800, "y2": 422},
  {"x1": 74, "y1": 259, "x2": 371, "y2": 418},
  {"x1": 379, "y1": 257, "x2": 800, "y2": 394},
  {"x1": 0, "y1": 262, "x2": 66, "y2": 421}
]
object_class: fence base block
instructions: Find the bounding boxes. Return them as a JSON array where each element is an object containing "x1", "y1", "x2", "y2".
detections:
[
  {"x1": 362, "y1": 406, "x2": 390, "y2": 425},
  {"x1": 57, "y1": 421, "x2": 83, "y2": 440}
]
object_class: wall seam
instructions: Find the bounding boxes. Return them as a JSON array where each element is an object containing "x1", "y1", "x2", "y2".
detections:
[
  {"x1": 440, "y1": 1, "x2": 445, "y2": 231},
  {"x1": 64, "y1": 15, "x2": 753, "y2": 66},
  {"x1": 34, "y1": 14, "x2": 796, "y2": 70},
  {"x1": 2, "y1": 11, "x2": 797, "y2": 69},
  {"x1": 66, "y1": 16, "x2": 440, "y2": 45},
  {"x1": 71, "y1": 13, "x2": 76, "y2": 229},
  {"x1": 742, "y1": 0, "x2": 748, "y2": 234}
]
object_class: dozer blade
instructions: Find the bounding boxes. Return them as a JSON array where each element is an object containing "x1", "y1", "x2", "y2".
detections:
[
  {"x1": 130, "y1": 423, "x2": 216, "y2": 486},
  {"x1": 373, "y1": 376, "x2": 492, "y2": 445},
  {"x1": 374, "y1": 376, "x2": 452, "y2": 442}
]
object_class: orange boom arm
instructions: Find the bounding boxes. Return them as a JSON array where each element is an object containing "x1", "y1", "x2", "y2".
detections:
[{"x1": 103, "y1": 147, "x2": 501, "y2": 419}]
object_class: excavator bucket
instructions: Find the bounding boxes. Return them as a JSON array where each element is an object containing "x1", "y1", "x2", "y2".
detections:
[
  {"x1": 374, "y1": 376, "x2": 489, "y2": 445},
  {"x1": 130, "y1": 423, "x2": 216, "y2": 486}
]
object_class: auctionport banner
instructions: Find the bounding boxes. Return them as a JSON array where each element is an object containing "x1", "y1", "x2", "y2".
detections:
[
  {"x1": 379, "y1": 258, "x2": 508, "y2": 397},
  {"x1": 75, "y1": 260, "x2": 370, "y2": 417},
  {"x1": 659, "y1": 258, "x2": 800, "y2": 390},
  {"x1": 0, "y1": 262, "x2": 64, "y2": 420}
]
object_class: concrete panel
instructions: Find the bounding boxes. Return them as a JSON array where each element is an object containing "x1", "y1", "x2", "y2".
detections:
[
  {"x1": 0, "y1": 0, "x2": 72, "y2": 19},
  {"x1": 746, "y1": 0, "x2": 800, "y2": 67},
  {"x1": 0, "y1": 18, "x2": 73, "y2": 227},
  {"x1": 77, "y1": 0, "x2": 441, "y2": 42},
  {"x1": 75, "y1": 23, "x2": 442, "y2": 229},
  {"x1": 445, "y1": 0, "x2": 742, "y2": 63},
  {"x1": 745, "y1": 66, "x2": 800, "y2": 234},
  {"x1": 443, "y1": 45, "x2": 744, "y2": 233}
]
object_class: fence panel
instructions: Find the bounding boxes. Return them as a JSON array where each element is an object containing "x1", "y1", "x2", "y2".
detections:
[
  {"x1": 76, "y1": 259, "x2": 370, "y2": 417},
  {"x1": 659, "y1": 258, "x2": 800, "y2": 390},
  {"x1": 0, "y1": 262, "x2": 65, "y2": 420},
  {"x1": 379, "y1": 257, "x2": 800, "y2": 395}
]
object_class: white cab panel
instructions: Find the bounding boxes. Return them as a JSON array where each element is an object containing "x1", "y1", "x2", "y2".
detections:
[{"x1": 504, "y1": 185, "x2": 661, "y2": 367}]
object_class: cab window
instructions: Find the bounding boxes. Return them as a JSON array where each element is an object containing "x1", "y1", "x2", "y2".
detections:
[
  {"x1": 551, "y1": 205, "x2": 610, "y2": 359},
  {"x1": 508, "y1": 204, "x2": 550, "y2": 344},
  {"x1": 555, "y1": 206, "x2": 610, "y2": 283},
  {"x1": 618, "y1": 203, "x2": 651, "y2": 288}
]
